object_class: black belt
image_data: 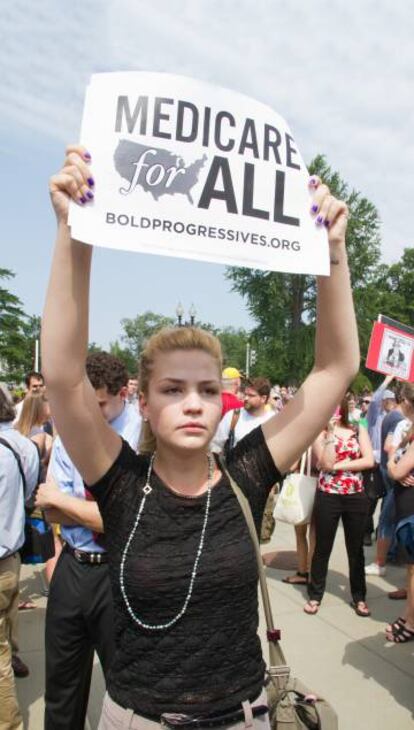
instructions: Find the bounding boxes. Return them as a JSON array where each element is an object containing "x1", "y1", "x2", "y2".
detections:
[
  {"x1": 160, "y1": 705, "x2": 268, "y2": 729},
  {"x1": 64, "y1": 544, "x2": 108, "y2": 564}
]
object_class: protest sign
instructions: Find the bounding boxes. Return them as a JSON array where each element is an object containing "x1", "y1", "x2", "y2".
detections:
[
  {"x1": 366, "y1": 317, "x2": 414, "y2": 382},
  {"x1": 69, "y1": 72, "x2": 329, "y2": 274},
  {"x1": 378, "y1": 315, "x2": 414, "y2": 338}
]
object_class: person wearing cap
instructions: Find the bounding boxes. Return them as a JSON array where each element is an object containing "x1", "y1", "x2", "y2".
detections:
[{"x1": 221, "y1": 366, "x2": 243, "y2": 417}]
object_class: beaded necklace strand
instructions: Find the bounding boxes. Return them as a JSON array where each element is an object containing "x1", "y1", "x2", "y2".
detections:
[{"x1": 119, "y1": 451, "x2": 214, "y2": 631}]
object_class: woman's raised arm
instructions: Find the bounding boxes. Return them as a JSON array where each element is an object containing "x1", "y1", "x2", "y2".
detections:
[
  {"x1": 262, "y1": 177, "x2": 360, "y2": 473},
  {"x1": 42, "y1": 145, "x2": 121, "y2": 484}
]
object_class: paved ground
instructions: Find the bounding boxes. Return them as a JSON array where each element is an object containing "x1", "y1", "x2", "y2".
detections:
[{"x1": 15, "y1": 517, "x2": 414, "y2": 730}]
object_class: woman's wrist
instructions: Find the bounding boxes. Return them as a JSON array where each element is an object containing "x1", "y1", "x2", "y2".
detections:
[{"x1": 328, "y1": 242, "x2": 346, "y2": 266}]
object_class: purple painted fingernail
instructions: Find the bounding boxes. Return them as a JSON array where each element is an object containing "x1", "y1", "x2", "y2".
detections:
[
  {"x1": 87, "y1": 177, "x2": 94, "y2": 187},
  {"x1": 84, "y1": 151, "x2": 91, "y2": 160},
  {"x1": 324, "y1": 219, "x2": 330, "y2": 228},
  {"x1": 311, "y1": 204, "x2": 318, "y2": 213},
  {"x1": 80, "y1": 196, "x2": 86, "y2": 204},
  {"x1": 316, "y1": 215, "x2": 324, "y2": 225},
  {"x1": 86, "y1": 191, "x2": 94, "y2": 200},
  {"x1": 309, "y1": 176, "x2": 317, "y2": 187}
]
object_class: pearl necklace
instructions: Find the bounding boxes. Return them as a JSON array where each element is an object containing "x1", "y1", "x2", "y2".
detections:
[{"x1": 119, "y1": 451, "x2": 215, "y2": 631}]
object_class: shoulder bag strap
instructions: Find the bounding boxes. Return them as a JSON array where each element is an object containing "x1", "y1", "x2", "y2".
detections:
[
  {"x1": 0, "y1": 436, "x2": 27, "y2": 492},
  {"x1": 229, "y1": 408, "x2": 241, "y2": 440},
  {"x1": 224, "y1": 409, "x2": 241, "y2": 456},
  {"x1": 218, "y1": 456, "x2": 288, "y2": 671}
]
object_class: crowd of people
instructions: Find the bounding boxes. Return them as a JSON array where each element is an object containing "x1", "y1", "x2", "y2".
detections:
[
  {"x1": 2, "y1": 365, "x2": 414, "y2": 728},
  {"x1": 1, "y1": 145, "x2": 413, "y2": 730}
]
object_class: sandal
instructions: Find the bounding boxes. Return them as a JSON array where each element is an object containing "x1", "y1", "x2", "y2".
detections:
[
  {"x1": 385, "y1": 616, "x2": 406, "y2": 634},
  {"x1": 282, "y1": 571, "x2": 309, "y2": 585},
  {"x1": 350, "y1": 601, "x2": 371, "y2": 617},
  {"x1": 18, "y1": 601, "x2": 36, "y2": 611},
  {"x1": 304, "y1": 600, "x2": 320, "y2": 615},
  {"x1": 387, "y1": 622, "x2": 414, "y2": 643}
]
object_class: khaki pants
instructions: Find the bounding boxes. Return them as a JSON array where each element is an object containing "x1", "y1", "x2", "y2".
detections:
[
  {"x1": 99, "y1": 690, "x2": 270, "y2": 730},
  {"x1": 0, "y1": 554, "x2": 23, "y2": 730}
]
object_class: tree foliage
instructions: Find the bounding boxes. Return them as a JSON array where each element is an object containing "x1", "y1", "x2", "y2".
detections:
[
  {"x1": 120, "y1": 311, "x2": 176, "y2": 360},
  {"x1": 109, "y1": 340, "x2": 139, "y2": 375},
  {"x1": 22, "y1": 315, "x2": 41, "y2": 371},
  {"x1": 225, "y1": 155, "x2": 386, "y2": 384},
  {"x1": 0, "y1": 269, "x2": 30, "y2": 381},
  {"x1": 216, "y1": 326, "x2": 249, "y2": 372}
]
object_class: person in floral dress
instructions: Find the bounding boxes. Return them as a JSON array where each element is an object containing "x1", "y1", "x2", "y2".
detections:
[{"x1": 304, "y1": 398, "x2": 374, "y2": 616}]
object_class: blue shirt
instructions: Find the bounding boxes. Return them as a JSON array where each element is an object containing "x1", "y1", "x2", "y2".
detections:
[
  {"x1": 367, "y1": 384, "x2": 387, "y2": 464},
  {"x1": 51, "y1": 403, "x2": 142, "y2": 552},
  {"x1": 0, "y1": 422, "x2": 40, "y2": 558}
]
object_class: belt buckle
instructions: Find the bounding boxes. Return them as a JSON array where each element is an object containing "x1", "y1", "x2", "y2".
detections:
[{"x1": 161, "y1": 713, "x2": 206, "y2": 729}]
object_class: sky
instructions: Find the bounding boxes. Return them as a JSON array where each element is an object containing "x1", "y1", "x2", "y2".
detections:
[{"x1": 1, "y1": 1, "x2": 413, "y2": 349}]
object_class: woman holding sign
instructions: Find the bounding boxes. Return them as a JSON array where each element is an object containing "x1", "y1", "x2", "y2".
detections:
[{"x1": 42, "y1": 144, "x2": 359, "y2": 729}]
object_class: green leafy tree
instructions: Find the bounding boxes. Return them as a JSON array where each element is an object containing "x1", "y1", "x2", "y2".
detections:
[
  {"x1": 226, "y1": 155, "x2": 383, "y2": 384},
  {"x1": 374, "y1": 248, "x2": 414, "y2": 326},
  {"x1": 120, "y1": 311, "x2": 175, "y2": 360},
  {"x1": 109, "y1": 340, "x2": 138, "y2": 375},
  {"x1": 88, "y1": 342, "x2": 103, "y2": 354},
  {"x1": 216, "y1": 327, "x2": 249, "y2": 372},
  {"x1": 0, "y1": 268, "x2": 29, "y2": 381},
  {"x1": 21, "y1": 315, "x2": 41, "y2": 372}
]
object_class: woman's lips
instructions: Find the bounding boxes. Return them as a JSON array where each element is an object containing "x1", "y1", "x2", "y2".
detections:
[{"x1": 179, "y1": 423, "x2": 206, "y2": 430}]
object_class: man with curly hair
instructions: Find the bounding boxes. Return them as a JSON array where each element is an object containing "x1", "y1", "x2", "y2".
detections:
[{"x1": 35, "y1": 352, "x2": 142, "y2": 730}]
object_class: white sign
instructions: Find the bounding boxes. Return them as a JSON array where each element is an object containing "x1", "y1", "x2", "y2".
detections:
[
  {"x1": 69, "y1": 72, "x2": 329, "y2": 275},
  {"x1": 378, "y1": 330, "x2": 413, "y2": 381}
]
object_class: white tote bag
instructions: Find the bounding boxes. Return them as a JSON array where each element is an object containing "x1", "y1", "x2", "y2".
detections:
[{"x1": 274, "y1": 449, "x2": 317, "y2": 525}]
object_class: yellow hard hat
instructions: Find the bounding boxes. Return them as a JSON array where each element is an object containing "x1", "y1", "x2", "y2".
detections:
[{"x1": 222, "y1": 367, "x2": 241, "y2": 379}]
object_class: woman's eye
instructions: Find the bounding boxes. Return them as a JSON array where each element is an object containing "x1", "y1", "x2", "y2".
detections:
[
  {"x1": 163, "y1": 387, "x2": 181, "y2": 394},
  {"x1": 203, "y1": 387, "x2": 219, "y2": 396}
]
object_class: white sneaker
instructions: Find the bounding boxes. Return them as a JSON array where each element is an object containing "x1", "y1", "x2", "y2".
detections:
[{"x1": 364, "y1": 562, "x2": 386, "y2": 576}]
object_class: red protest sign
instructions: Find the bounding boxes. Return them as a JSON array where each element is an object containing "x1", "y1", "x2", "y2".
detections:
[{"x1": 366, "y1": 320, "x2": 414, "y2": 382}]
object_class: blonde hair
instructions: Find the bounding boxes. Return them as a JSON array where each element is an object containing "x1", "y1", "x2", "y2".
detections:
[
  {"x1": 15, "y1": 393, "x2": 49, "y2": 437},
  {"x1": 138, "y1": 326, "x2": 223, "y2": 454}
]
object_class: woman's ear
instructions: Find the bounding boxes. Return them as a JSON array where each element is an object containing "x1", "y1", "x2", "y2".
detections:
[{"x1": 139, "y1": 392, "x2": 149, "y2": 421}]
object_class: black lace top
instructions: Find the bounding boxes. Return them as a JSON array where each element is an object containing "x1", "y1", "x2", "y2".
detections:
[{"x1": 88, "y1": 426, "x2": 280, "y2": 718}]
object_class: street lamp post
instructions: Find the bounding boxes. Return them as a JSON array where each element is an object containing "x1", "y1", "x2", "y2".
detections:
[
  {"x1": 245, "y1": 341, "x2": 251, "y2": 378},
  {"x1": 189, "y1": 303, "x2": 197, "y2": 326},
  {"x1": 176, "y1": 302, "x2": 197, "y2": 327},
  {"x1": 176, "y1": 302, "x2": 184, "y2": 327}
]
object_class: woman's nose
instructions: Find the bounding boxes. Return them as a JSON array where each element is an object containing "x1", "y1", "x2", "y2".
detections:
[{"x1": 183, "y1": 391, "x2": 203, "y2": 412}]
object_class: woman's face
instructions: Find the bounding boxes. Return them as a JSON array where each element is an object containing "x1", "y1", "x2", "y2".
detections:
[{"x1": 140, "y1": 349, "x2": 222, "y2": 452}]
